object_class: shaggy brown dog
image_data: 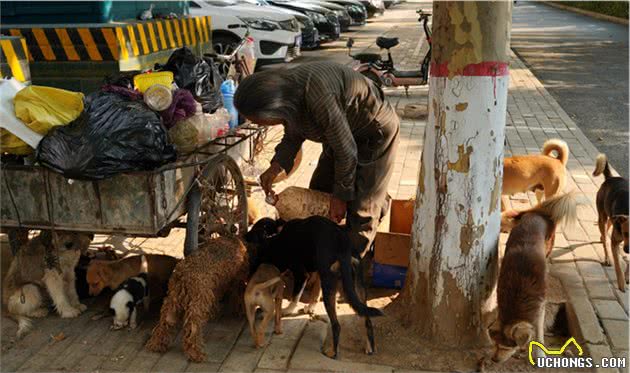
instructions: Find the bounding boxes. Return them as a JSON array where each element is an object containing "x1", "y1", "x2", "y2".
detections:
[{"x1": 145, "y1": 236, "x2": 249, "y2": 362}]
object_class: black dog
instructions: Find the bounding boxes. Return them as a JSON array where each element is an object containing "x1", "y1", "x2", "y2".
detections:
[
  {"x1": 593, "y1": 154, "x2": 629, "y2": 292},
  {"x1": 246, "y1": 216, "x2": 383, "y2": 359}
]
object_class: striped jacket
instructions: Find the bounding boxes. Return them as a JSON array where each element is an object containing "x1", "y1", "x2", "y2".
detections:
[{"x1": 272, "y1": 62, "x2": 397, "y2": 202}]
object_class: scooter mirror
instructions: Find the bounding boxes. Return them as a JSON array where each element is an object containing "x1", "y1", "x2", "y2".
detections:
[{"x1": 346, "y1": 38, "x2": 355, "y2": 48}]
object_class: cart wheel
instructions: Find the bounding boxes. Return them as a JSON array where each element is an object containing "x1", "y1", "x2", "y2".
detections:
[{"x1": 184, "y1": 154, "x2": 247, "y2": 256}]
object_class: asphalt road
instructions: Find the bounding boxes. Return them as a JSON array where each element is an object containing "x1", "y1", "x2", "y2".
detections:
[{"x1": 511, "y1": 1, "x2": 629, "y2": 177}]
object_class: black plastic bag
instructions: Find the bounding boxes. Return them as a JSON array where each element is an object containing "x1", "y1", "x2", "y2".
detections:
[
  {"x1": 156, "y1": 47, "x2": 223, "y2": 113},
  {"x1": 36, "y1": 91, "x2": 177, "y2": 180}
]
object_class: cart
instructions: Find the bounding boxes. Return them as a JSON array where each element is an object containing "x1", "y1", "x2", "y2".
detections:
[{"x1": 1, "y1": 125, "x2": 263, "y2": 256}]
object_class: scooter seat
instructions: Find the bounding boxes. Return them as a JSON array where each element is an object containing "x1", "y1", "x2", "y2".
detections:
[
  {"x1": 376, "y1": 37, "x2": 399, "y2": 49},
  {"x1": 392, "y1": 69, "x2": 423, "y2": 78},
  {"x1": 354, "y1": 53, "x2": 381, "y2": 63}
]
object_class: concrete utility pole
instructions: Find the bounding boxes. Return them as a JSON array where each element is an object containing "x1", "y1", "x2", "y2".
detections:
[{"x1": 398, "y1": 1, "x2": 512, "y2": 347}]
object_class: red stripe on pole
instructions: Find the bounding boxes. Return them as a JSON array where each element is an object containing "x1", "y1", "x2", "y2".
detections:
[{"x1": 430, "y1": 61, "x2": 509, "y2": 77}]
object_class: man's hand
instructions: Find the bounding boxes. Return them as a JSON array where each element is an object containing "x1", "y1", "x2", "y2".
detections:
[
  {"x1": 330, "y1": 196, "x2": 347, "y2": 223},
  {"x1": 260, "y1": 161, "x2": 283, "y2": 196}
]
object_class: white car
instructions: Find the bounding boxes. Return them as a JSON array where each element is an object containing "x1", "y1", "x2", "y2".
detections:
[{"x1": 189, "y1": 0, "x2": 302, "y2": 65}]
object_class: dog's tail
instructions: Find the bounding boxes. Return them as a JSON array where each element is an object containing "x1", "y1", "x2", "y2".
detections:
[
  {"x1": 525, "y1": 192, "x2": 582, "y2": 227},
  {"x1": 593, "y1": 153, "x2": 613, "y2": 179},
  {"x1": 338, "y1": 256, "x2": 383, "y2": 318},
  {"x1": 542, "y1": 139, "x2": 569, "y2": 166},
  {"x1": 251, "y1": 277, "x2": 283, "y2": 293}
]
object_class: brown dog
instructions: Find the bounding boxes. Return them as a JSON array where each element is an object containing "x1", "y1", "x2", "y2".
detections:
[
  {"x1": 86, "y1": 254, "x2": 177, "y2": 300},
  {"x1": 145, "y1": 236, "x2": 250, "y2": 362},
  {"x1": 244, "y1": 264, "x2": 287, "y2": 348},
  {"x1": 593, "y1": 153, "x2": 629, "y2": 292},
  {"x1": 502, "y1": 139, "x2": 569, "y2": 210},
  {"x1": 491, "y1": 193, "x2": 580, "y2": 363},
  {"x1": 3, "y1": 231, "x2": 92, "y2": 338}
]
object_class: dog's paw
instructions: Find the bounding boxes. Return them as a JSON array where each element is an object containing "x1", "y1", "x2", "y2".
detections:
[
  {"x1": 274, "y1": 327, "x2": 283, "y2": 335},
  {"x1": 77, "y1": 304, "x2": 88, "y2": 313},
  {"x1": 59, "y1": 306, "x2": 81, "y2": 318},
  {"x1": 533, "y1": 348, "x2": 546, "y2": 360},
  {"x1": 185, "y1": 349, "x2": 207, "y2": 363},
  {"x1": 321, "y1": 345, "x2": 338, "y2": 359}
]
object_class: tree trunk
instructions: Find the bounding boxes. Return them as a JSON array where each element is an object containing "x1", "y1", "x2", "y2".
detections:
[{"x1": 398, "y1": 1, "x2": 512, "y2": 347}]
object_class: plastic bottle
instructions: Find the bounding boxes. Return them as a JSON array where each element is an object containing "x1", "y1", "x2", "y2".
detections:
[
  {"x1": 220, "y1": 79, "x2": 238, "y2": 129},
  {"x1": 240, "y1": 37, "x2": 257, "y2": 74}
]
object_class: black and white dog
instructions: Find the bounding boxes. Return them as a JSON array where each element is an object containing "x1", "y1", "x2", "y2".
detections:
[
  {"x1": 246, "y1": 216, "x2": 383, "y2": 359},
  {"x1": 109, "y1": 273, "x2": 149, "y2": 330}
]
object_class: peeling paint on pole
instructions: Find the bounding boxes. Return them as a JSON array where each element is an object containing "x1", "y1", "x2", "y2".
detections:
[{"x1": 400, "y1": 1, "x2": 511, "y2": 347}]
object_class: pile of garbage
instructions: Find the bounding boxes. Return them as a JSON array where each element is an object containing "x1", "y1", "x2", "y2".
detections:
[{"x1": 0, "y1": 47, "x2": 242, "y2": 180}]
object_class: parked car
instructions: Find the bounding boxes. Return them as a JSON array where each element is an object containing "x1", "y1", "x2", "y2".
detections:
[
  {"x1": 236, "y1": 0, "x2": 320, "y2": 49},
  {"x1": 297, "y1": 1, "x2": 352, "y2": 31},
  {"x1": 189, "y1": 0, "x2": 302, "y2": 65},
  {"x1": 267, "y1": 0, "x2": 340, "y2": 42},
  {"x1": 360, "y1": 0, "x2": 384, "y2": 17},
  {"x1": 303, "y1": 0, "x2": 367, "y2": 26}
]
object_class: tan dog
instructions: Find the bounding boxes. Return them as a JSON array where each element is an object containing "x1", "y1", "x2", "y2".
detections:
[
  {"x1": 86, "y1": 254, "x2": 177, "y2": 300},
  {"x1": 244, "y1": 264, "x2": 287, "y2": 348},
  {"x1": 491, "y1": 193, "x2": 580, "y2": 363},
  {"x1": 2, "y1": 231, "x2": 93, "y2": 338},
  {"x1": 502, "y1": 139, "x2": 569, "y2": 210}
]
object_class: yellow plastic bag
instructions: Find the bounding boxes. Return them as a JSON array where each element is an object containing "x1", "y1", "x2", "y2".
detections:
[{"x1": 1, "y1": 86, "x2": 84, "y2": 154}]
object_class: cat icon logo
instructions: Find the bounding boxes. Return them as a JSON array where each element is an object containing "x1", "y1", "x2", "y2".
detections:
[{"x1": 529, "y1": 337, "x2": 584, "y2": 366}]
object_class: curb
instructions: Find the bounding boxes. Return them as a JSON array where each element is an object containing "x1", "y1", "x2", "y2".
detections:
[{"x1": 541, "y1": 1, "x2": 629, "y2": 26}]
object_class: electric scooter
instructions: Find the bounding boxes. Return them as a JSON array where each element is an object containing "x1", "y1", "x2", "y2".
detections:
[{"x1": 347, "y1": 9, "x2": 431, "y2": 94}]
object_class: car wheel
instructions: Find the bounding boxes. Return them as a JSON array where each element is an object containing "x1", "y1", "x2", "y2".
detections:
[{"x1": 213, "y1": 34, "x2": 242, "y2": 79}]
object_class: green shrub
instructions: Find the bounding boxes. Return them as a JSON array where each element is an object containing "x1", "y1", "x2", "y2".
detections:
[{"x1": 557, "y1": 1, "x2": 629, "y2": 19}]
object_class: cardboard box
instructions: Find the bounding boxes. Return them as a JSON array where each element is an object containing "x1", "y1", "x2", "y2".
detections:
[
  {"x1": 374, "y1": 231, "x2": 411, "y2": 268},
  {"x1": 390, "y1": 199, "x2": 414, "y2": 234},
  {"x1": 372, "y1": 262, "x2": 407, "y2": 289}
]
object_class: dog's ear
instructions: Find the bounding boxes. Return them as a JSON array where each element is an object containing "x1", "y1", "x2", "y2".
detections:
[{"x1": 509, "y1": 322, "x2": 535, "y2": 348}]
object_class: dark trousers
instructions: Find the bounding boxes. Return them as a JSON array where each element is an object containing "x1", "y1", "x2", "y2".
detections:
[{"x1": 309, "y1": 116, "x2": 400, "y2": 258}]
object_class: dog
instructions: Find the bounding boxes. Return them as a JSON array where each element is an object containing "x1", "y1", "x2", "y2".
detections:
[
  {"x1": 593, "y1": 153, "x2": 629, "y2": 292},
  {"x1": 2, "y1": 231, "x2": 93, "y2": 338},
  {"x1": 109, "y1": 273, "x2": 149, "y2": 330},
  {"x1": 246, "y1": 216, "x2": 383, "y2": 359},
  {"x1": 245, "y1": 264, "x2": 290, "y2": 348},
  {"x1": 245, "y1": 218, "x2": 319, "y2": 316},
  {"x1": 502, "y1": 139, "x2": 569, "y2": 210},
  {"x1": 145, "y1": 236, "x2": 250, "y2": 362},
  {"x1": 491, "y1": 193, "x2": 580, "y2": 363},
  {"x1": 86, "y1": 254, "x2": 177, "y2": 301}
]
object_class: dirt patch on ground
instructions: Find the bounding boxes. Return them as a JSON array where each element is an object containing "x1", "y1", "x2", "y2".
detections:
[{"x1": 333, "y1": 274, "x2": 572, "y2": 372}]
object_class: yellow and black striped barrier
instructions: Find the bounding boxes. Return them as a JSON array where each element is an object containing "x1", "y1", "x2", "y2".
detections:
[
  {"x1": 1, "y1": 16, "x2": 212, "y2": 63},
  {"x1": 0, "y1": 36, "x2": 31, "y2": 82}
]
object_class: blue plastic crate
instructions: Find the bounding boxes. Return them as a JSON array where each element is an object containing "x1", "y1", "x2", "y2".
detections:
[{"x1": 372, "y1": 262, "x2": 407, "y2": 289}]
